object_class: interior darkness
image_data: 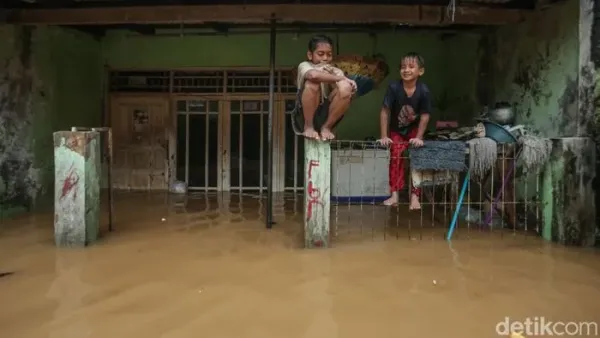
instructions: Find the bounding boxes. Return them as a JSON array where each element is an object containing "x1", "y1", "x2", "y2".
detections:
[
  {"x1": 1, "y1": 0, "x2": 538, "y2": 10},
  {"x1": 230, "y1": 100, "x2": 269, "y2": 189},
  {"x1": 175, "y1": 100, "x2": 219, "y2": 188}
]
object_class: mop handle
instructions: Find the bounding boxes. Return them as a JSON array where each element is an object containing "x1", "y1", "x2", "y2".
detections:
[
  {"x1": 447, "y1": 171, "x2": 470, "y2": 241},
  {"x1": 483, "y1": 147, "x2": 522, "y2": 225}
]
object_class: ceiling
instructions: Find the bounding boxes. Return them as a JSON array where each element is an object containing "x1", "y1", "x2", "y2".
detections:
[{"x1": 2, "y1": 0, "x2": 537, "y2": 10}]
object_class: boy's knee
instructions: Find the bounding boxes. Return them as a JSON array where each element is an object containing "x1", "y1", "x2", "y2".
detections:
[{"x1": 337, "y1": 81, "x2": 353, "y2": 100}]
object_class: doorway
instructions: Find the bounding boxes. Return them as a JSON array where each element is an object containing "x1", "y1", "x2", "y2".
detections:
[
  {"x1": 110, "y1": 95, "x2": 170, "y2": 190},
  {"x1": 229, "y1": 99, "x2": 269, "y2": 191},
  {"x1": 175, "y1": 99, "x2": 221, "y2": 190},
  {"x1": 174, "y1": 96, "x2": 297, "y2": 192}
]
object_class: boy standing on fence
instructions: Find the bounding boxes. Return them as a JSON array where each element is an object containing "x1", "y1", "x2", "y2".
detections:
[
  {"x1": 293, "y1": 35, "x2": 357, "y2": 140},
  {"x1": 378, "y1": 52, "x2": 432, "y2": 210}
]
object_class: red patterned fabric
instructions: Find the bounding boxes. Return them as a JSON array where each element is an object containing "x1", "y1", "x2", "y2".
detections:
[{"x1": 389, "y1": 128, "x2": 420, "y2": 197}]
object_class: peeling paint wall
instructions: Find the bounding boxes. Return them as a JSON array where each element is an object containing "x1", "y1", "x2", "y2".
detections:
[
  {"x1": 0, "y1": 25, "x2": 103, "y2": 217},
  {"x1": 488, "y1": 0, "x2": 579, "y2": 137},
  {"x1": 485, "y1": 0, "x2": 598, "y2": 247}
]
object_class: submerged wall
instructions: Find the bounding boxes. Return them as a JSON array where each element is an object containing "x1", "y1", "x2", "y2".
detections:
[
  {"x1": 102, "y1": 30, "x2": 482, "y2": 139},
  {"x1": 0, "y1": 25, "x2": 103, "y2": 217}
]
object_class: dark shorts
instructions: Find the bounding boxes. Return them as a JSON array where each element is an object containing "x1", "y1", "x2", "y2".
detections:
[{"x1": 291, "y1": 86, "x2": 343, "y2": 134}]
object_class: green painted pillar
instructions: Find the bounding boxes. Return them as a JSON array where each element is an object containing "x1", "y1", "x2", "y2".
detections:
[
  {"x1": 304, "y1": 139, "x2": 331, "y2": 249},
  {"x1": 53, "y1": 131, "x2": 101, "y2": 247},
  {"x1": 542, "y1": 137, "x2": 595, "y2": 246}
]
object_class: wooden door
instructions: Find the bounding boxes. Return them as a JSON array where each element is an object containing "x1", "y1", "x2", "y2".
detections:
[{"x1": 109, "y1": 95, "x2": 170, "y2": 190}]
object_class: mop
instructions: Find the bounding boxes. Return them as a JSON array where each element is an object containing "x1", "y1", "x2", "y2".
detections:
[
  {"x1": 482, "y1": 147, "x2": 523, "y2": 226},
  {"x1": 518, "y1": 134, "x2": 553, "y2": 173},
  {"x1": 466, "y1": 137, "x2": 498, "y2": 180},
  {"x1": 446, "y1": 170, "x2": 470, "y2": 241}
]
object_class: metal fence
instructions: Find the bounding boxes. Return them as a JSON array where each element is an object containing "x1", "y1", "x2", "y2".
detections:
[{"x1": 328, "y1": 140, "x2": 543, "y2": 243}]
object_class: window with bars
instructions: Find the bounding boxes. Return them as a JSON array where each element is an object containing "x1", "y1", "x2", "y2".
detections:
[
  {"x1": 173, "y1": 71, "x2": 224, "y2": 93},
  {"x1": 109, "y1": 69, "x2": 298, "y2": 94},
  {"x1": 109, "y1": 71, "x2": 170, "y2": 93}
]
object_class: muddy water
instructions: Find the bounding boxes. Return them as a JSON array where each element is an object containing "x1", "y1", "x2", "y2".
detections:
[{"x1": 1, "y1": 191, "x2": 600, "y2": 338}]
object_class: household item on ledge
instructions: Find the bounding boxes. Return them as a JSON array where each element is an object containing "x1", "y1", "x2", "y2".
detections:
[
  {"x1": 435, "y1": 121, "x2": 459, "y2": 130},
  {"x1": 409, "y1": 141, "x2": 467, "y2": 172},
  {"x1": 484, "y1": 101, "x2": 516, "y2": 125},
  {"x1": 424, "y1": 126, "x2": 479, "y2": 141},
  {"x1": 477, "y1": 120, "x2": 518, "y2": 144}
]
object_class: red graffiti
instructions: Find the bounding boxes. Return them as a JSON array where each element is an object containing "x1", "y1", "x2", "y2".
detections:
[
  {"x1": 306, "y1": 180, "x2": 324, "y2": 222},
  {"x1": 60, "y1": 164, "x2": 80, "y2": 201},
  {"x1": 308, "y1": 159, "x2": 320, "y2": 179}
]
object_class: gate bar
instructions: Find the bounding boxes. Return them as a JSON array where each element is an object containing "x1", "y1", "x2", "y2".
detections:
[{"x1": 266, "y1": 13, "x2": 276, "y2": 229}]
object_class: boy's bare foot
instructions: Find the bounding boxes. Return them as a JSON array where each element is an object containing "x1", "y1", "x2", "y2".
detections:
[
  {"x1": 409, "y1": 193, "x2": 421, "y2": 210},
  {"x1": 320, "y1": 128, "x2": 336, "y2": 140},
  {"x1": 383, "y1": 192, "x2": 398, "y2": 206},
  {"x1": 303, "y1": 127, "x2": 320, "y2": 140}
]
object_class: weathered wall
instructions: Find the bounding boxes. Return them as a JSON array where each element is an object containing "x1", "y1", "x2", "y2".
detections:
[
  {"x1": 0, "y1": 25, "x2": 103, "y2": 217},
  {"x1": 487, "y1": 0, "x2": 579, "y2": 137},
  {"x1": 584, "y1": 0, "x2": 600, "y2": 244},
  {"x1": 486, "y1": 0, "x2": 598, "y2": 246},
  {"x1": 102, "y1": 30, "x2": 482, "y2": 139}
]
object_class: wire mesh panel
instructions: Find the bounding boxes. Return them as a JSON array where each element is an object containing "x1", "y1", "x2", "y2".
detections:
[{"x1": 327, "y1": 140, "x2": 543, "y2": 244}]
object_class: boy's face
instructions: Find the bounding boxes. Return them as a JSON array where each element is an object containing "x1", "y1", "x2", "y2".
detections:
[
  {"x1": 307, "y1": 43, "x2": 333, "y2": 65},
  {"x1": 400, "y1": 57, "x2": 424, "y2": 82}
]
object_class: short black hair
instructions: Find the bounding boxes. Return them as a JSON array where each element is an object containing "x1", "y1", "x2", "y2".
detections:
[
  {"x1": 308, "y1": 35, "x2": 334, "y2": 52},
  {"x1": 401, "y1": 52, "x2": 425, "y2": 68}
]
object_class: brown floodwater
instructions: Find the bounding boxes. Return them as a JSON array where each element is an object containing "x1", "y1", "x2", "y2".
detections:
[{"x1": 1, "y1": 191, "x2": 600, "y2": 338}]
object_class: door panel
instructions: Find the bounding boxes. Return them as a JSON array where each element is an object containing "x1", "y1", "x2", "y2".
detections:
[{"x1": 109, "y1": 96, "x2": 170, "y2": 190}]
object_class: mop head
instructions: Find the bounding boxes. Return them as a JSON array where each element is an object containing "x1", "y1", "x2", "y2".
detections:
[
  {"x1": 518, "y1": 134, "x2": 552, "y2": 172},
  {"x1": 466, "y1": 137, "x2": 498, "y2": 180},
  {"x1": 409, "y1": 141, "x2": 467, "y2": 172}
]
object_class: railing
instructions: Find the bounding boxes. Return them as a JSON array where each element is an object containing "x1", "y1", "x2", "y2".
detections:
[{"x1": 304, "y1": 140, "x2": 544, "y2": 246}]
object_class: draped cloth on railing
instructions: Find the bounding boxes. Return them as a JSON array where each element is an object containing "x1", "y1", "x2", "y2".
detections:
[{"x1": 409, "y1": 141, "x2": 467, "y2": 172}]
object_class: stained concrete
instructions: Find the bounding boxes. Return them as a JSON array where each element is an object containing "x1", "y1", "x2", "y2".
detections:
[
  {"x1": 487, "y1": 0, "x2": 580, "y2": 138},
  {"x1": 484, "y1": 0, "x2": 598, "y2": 246},
  {"x1": 53, "y1": 131, "x2": 101, "y2": 247},
  {"x1": 0, "y1": 25, "x2": 103, "y2": 217}
]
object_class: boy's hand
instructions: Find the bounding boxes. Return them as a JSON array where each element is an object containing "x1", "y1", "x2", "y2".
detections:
[
  {"x1": 377, "y1": 137, "x2": 393, "y2": 146},
  {"x1": 346, "y1": 79, "x2": 357, "y2": 92},
  {"x1": 409, "y1": 138, "x2": 424, "y2": 147}
]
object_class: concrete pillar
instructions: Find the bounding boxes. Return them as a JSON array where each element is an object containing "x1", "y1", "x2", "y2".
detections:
[
  {"x1": 304, "y1": 139, "x2": 331, "y2": 249},
  {"x1": 53, "y1": 131, "x2": 101, "y2": 247},
  {"x1": 542, "y1": 137, "x2": 596, "y2": 246}
]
